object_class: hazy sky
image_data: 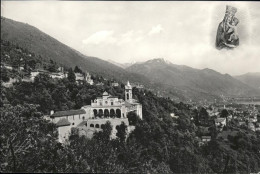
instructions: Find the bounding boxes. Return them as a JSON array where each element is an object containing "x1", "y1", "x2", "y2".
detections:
[{"x1": 1, "y1": 1, "x2": 260, "y2": 75}]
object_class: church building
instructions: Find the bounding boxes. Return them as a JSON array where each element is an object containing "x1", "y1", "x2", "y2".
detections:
[{"x1": 48, "y1": 81, "x2": 142, "y2": 142}]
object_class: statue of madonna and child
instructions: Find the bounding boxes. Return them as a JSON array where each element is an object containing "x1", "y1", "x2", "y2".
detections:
[{"x1": 216, "y1": 5, "x2": 239, "y2": 50}]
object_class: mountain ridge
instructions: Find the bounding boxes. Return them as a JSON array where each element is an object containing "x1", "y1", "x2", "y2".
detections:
[
  {"x1": 126, "y1": 58, "x2": 260, "y2": 101},
  {"x1": 234, "y1": 72, "x2": 260, "y2": 90}
]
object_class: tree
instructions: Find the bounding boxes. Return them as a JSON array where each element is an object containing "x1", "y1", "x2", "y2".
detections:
[
  {"x1": 127, "y1": 111, "x2": 139, "y2": 126},
  {"x1": 116, "y1": 122, "x2": 127, "y2": 143},
  {"x1": 1, "y1": 67, "x2": 10, "y2": 82},
  {"x1": 74, "y1": 66, "x2": 82, "y2": 73},
  {"x1": 67, "y1": 68, "x2": 76, "y2": 83},
  {"x1": 93, "y1": 121, "x2": 112, "y2": 142},
  {"x1": 220, "y1": 109, "x2": 229, "y2": 118},
  {"x1": 0, "y1": 104, "x2": 65, "y2": 173},
  {"x1": 198, "y1": 107, "x2": 210, "y2": 126}
]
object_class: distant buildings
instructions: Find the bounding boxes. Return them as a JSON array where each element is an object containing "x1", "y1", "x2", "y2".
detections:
[
  {"x1": 111, "y1": 82, "x2": 119, "y2": 87},
  {"x1": 2, "y1": 64, "x2": 95, "y2": 86}
]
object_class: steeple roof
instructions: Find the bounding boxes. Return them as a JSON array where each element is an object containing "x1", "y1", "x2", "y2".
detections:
[{"x1": 125, "y1": 81, "x2": 132, "y2": 89}]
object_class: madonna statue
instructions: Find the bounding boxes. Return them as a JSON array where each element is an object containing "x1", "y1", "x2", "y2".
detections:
[{"x1": 216, "y1": 5, "x2": 239, "y2": 50}]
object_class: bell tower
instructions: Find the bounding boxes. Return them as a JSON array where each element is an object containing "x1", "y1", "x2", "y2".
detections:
[{"x1": 125, "y1": 81, "x2": 132, "y2": 102}]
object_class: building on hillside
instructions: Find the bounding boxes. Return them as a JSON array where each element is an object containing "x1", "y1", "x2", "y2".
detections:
[
  {"x1": 215, "y1": 117, "x2": 226, "y2": 126},
  {"x1": 215, "y1": 117, "x2": 226, "y2": 131},
  {"x1": 255, "y1": 123, "x2": 260, "y2": 131},
  {"x1": 111, "y1": 82, "x2": 119, "y2": 87},
  {"x1": 30, "y1": 69, "x2": 49, "y2": 81},
  {"x1": 46, "y1": 81, "x2": 142, "y2": 143},
  {"x1": 75, "y1": 72, "x2": 94, "y2": 85},
  {"x1": 2, "y1": 64, "x2": 13, "y2": 70},
  {"x1": 248, "y1": 122, "x2": 256, "y2": 131},
  {"x1": 135, "y1": 84, "x2": 144, "y2": 89},
  {"x1": 49, "y1": 72, "x2": 66, "y2": 79},
  {"x1": 198, "y1": 136, "x2": 211, "y2": 146},
  {"x1": 96, "y1": 82, "x2": 104, "y2": 86},
  {"x1": 201, "y1": 136, "x2": 211, "y2": 142},
  {"x1": 2, "y1": 78, "x2": 19, "y2": 88},
  {"x1": 86, "y1": 72, "x2": 94, "y2": 85},
  {"x1": 170, "y1": 113, "x2": 179, "y2": 119},
  {"x1": 58, "y1": 67, "x2": 64, "y2": 73},
  {"x1": 49, "y1": 109, "x2": 87, "y2": 142},
  {"x1": 75, "y1": 73, "x2": 85, "y2": 84}
]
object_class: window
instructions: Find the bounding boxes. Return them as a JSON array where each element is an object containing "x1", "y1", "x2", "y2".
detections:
[
  {"x1": 72, "y1": 123, "x2": 75, "y2": 125},
  {"x1": 111, "y1": 102, "x2": 113, "y2": 105},
  {"x1": 95, "y1": 124, "x2": 100, "y2": 128},
  {"x1": 105, "y1": 101, "x2": 108, "y2": 104},
  {"x1": 90, "y1": 124, "x2": 94, "y2": 127}
]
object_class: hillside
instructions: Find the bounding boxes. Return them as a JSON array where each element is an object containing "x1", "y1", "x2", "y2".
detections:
[
  {"x1": 1, "y1": 16, "x2": 150, "y2": 85},
  {"x1": 234, "y1": 72, "x2": 260, "y2": 90},
  {"x1": 126, "y1": 58, "x2": 260, "y2": 101}
]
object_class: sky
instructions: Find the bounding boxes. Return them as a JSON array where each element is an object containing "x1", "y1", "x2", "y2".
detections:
[{"x1": 1, "y1": 1, "x2": 260, "y2": 75}]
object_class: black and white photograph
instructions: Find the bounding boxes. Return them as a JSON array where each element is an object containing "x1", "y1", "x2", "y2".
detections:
[{"x1": 1, "y1": 1, "x2": 260, "y2": 173}]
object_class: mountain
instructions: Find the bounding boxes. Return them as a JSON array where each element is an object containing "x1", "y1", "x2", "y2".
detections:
[
  {"x1": 106, "y1": 59, "x2": 129, "y2": 69},
  {"x1": 1, "y1": 16, "x2": 150, "y2": 85},
  {"x1": 234, "y1": 72, "x2": 260, "y2": 90},
  {"x1": 2, "y1": 16, "x2": 259, "y2": 102},
  {"x1": 107, "y1": 59, "x2": 139, "y2": 69},
  {"x1": 126, "y1": 58, "x2": 260, "y2": 101}
]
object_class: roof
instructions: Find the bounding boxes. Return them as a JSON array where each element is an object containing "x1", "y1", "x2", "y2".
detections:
[
  {"x1": 51, "y1": 109, "x2": 86, "y2": 117},
  {"x1": 125, "y1": 101, "x2": 134, "y2": 107},
  {"x1": 215, "y1": 118, "x2": 226, "y2": 123},
  {"x1": 77, "y1": 121, "x2": 88, "y2": 127},
  {"x1": 108, "y1": 96, "x2": 118, "y2": 98},
  {"x1": 201, "y1": 136, "x2": 211, "y2": 139},
  {"x1": 56, "y1": 118, "x2": 71, "y2": 127}
]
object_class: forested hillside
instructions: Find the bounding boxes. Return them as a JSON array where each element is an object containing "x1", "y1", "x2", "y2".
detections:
[{"x1": 1, "y1": 57, "x2": 260, "y2": 173}]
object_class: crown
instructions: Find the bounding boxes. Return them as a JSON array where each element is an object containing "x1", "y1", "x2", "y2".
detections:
[{"x1": 226, "y1": 5, "x2": 237, "y2": 15}]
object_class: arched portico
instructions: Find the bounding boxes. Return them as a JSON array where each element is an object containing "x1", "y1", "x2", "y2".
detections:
[
  {"x1": 98, "y1": 109, "x2": 103, "y2": 117},
  {"x1": 104, "y1": 109, "x2": 109, "y2": 118},
  {"x1": 92, "y1": 107, "x2": 123, "y2": 119},
  {"x1": 116, "y1": 109, "x2": 121, "y2": 118},
  {"x1": 110, "y1": 109, "x2": 115, "y2": 118},
  {"x1": 93, "y1": 109, "x2": 97, "y2": 117}
]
